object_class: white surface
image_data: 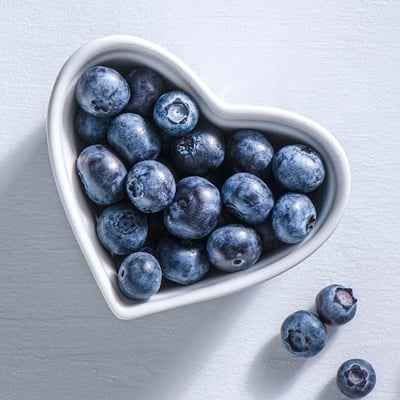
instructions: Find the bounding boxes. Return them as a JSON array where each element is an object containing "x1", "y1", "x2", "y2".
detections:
[
  {"x1": 0, "y1": 1, "x2": 399, "y2": 398},
  {"x1": 48, "y1": 34, "x2": 350, "y2": 320}
]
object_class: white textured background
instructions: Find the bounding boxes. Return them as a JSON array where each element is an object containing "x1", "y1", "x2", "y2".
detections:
[{"x1": 0, "y1": 1, "x2": 399, "y2": 399}]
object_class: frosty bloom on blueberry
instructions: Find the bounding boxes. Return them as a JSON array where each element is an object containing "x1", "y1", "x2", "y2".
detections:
[
  {"x1": 157, "y1": 235, "x2": 210, "y2": 285},
  {"x1": 117, "y1": 252, "x2": 162, "y2": 300},
  {"x1": 126, "y1": 160, "x2": 176, "y2": 213},
  {"x1": 272, "y1": 144, "x2": 325, "y2": 193},
  {"x1": 73, "y1": 62, "x2": 329, "y2": 301},
  {"x1": 76, "y1": 65, "x2": 130, "y2": 117},
  {"x1": 206, "y1": 224, "x2": 262, "y2": 272},
  {"x1": 222, "y1": 172, "x2": 274, "y2": 225},
  {"x1": 76, "y1": 144, "x2": 127, "y2": 206},
  {"x1": 336, "y1": 359, "x2": 376, "y2": 398},
  {"x1": 96, "y1": 203, "x2": 148, "y2": 256},
  {"x1": 316, "y1": 284, "x2": 357, "y2": 325},
  {"x1": 153, "y1": 91, "x2": 199, "y2": 136},
  {"x1": 125, "y1": 67, "x2": 165, "y2": 117},
  {"x1": 164, "y1": 176, "x2": 221, "y2": 240},
  {"x1": 74, "y1": 108, "x2": 111, "y2": 144},
  {"x1": 107, "y1": 113, "x2": 161, "y2": 166},
  {"x1": 272, "y1": 193, "x2": 317, "y2": 244},
  {"x1": 281, "y1": 310, "x2": 327, "y2": 357},
  {"x1": 226, "y1": 129, "x2": 274, "y2": 177},
  {"x1": 170, "y1": 123, "x2": 225, "y2": 175}
]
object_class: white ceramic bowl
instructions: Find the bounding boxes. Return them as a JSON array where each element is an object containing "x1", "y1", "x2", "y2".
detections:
[{"x1": 47, "y1": 35, "x2": 351, "y2": 320}]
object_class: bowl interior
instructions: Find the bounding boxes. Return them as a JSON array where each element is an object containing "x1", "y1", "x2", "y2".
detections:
[{"x1": 47, "y1": 36, "x2": 350, "y2": 319}]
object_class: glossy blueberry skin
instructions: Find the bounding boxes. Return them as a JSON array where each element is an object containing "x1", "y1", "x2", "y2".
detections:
[
  {"x1": 107, "y1": 113, "x2": 161, "y2": 166},
  {"x1": 272, "y1": 144, "x2": 325, "y2": 193},
  {"x1": 170, "y1": 124, "x2": 225, "y2": 175},
  {"x1": 126, "y1": 160, "x2": 176, "y2": 213},
  {"x1": 222, "y1": 172, "x2": 274, "y2": 224},
  {"x1": 226, "y1": 129, "x2": 274, "y2": 177},
  {"x1": 164, "y1": 176, "x2": 221, "y2": 239},
  {"x1": 272, "y1": 193, "x2": 317, "y2": 244},
  {"x1": 157, "y1": 235, "x2": 209, "y2": 285},
  {"x1": 206, "y1": 224, "x2": 262, "y2": 272},
  {"x1": 316, "y1": 284, "x2": 357, "y2": 325},
  {"x1": 337, "y1": 359, "x2": 376, "y2": 398},
  {"x1": 96, "y1": 203, "x2": 148, "y2": 255},
  {"x1": 281, "y1": 310, "x2": 327, "y2": 358},
  {"x1": 153, "y1": 91, "x2": 199, "y2": 137},
  {"x1": 76, "y1": 66, "x2": 130, "y2": 118},
  {"x1": 117, "y1": 252, "x2": 162, "y2": 300},
  {"x1": 125, "y1": 68, "x2": 164, "y2": 117},
  {"x1": 76, "y1": 144, "x2": 127, "y2": 205},
  {"x1": 74, "y1": 108, "x2": 111, "y2": 144}
]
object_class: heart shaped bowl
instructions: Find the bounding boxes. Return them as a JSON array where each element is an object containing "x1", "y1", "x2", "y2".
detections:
[{"x1": 47, "y1": 35, "x2": 351, "y2": 320}]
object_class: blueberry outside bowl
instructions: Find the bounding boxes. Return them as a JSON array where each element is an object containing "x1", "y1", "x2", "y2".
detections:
[{"x1": 47, "y1": 35, "x2": 351, "y2": 320}]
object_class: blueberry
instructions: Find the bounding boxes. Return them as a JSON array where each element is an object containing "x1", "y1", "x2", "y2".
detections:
[
  {"x1": 107, "y1": 113, "x2": 161, "y2": 166},
  {"x1": 272, "y1": 144, "x2": 325, "y2": 193},
  {"x1": 74, "y1": 108, "x2": 111, "y2": 144},
  {"x1": 125, "y1": 67, "x2": 164, "y2": 117},
  {"x1": 76, "y1": 144, "x2": 127, "y2": 205},
  {"x1": 153, "y1": 91, "x2": 199, "y2": 137},
  {"x1": 117, "y1": 252, "x2": 162, "y2": 300},
  {"x1": 126, "y1": 160, "x2": 176, "y2": 213},
  {"x1": 76, "y1": 66, "x2": 130, "y2": 117},
  {"x1": 316, "y1": 284, "x2": 357, "y2": 325},
  {"x1": 206, "y1": 224, "x2": 262, "y2": 272},
  {"x1": 272, "y1": 193, "x2": 317, "y2": 244},
  {"x1": 164, "y1": 176, "x2": 221, "y2": 239},
  {"x1": 226, "y1": 129, "x2": 274, "y2": 177},
  {"x1": 337, "y1": 359, "x2": 376, "y2": 398},
  {"x1": 157, "y1": 235, "x2": 209, "y2": 285},
  {"x1": 281, "y1": 310, "x2": 327, "y2": 357},
  {"x1": 170, "y1": 123, "x2": 225, "y2": 175},
  {"x1": 222, "y1": 172, "x2": 274, "y2": 224},
  {"x1": 96, "y1": 203, "x2": 148, "y2": 256}
]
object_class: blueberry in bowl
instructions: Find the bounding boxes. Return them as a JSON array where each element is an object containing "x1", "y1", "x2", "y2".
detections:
[{"x1": 47, "y1": 35, "x2": 350, "y2": 319}]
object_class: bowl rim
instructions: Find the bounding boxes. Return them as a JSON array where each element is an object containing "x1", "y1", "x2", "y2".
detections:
[{"x1": 47, "y1": 35, "x2": 351, "y2": 320}]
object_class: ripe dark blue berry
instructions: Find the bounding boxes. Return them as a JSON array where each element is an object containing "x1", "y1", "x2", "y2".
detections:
[
  {"x1": 164, "y1": 176, "x2": 221, "y2": 239},
  {"x1": 125, "y1": 67, "x2": 164, "y2": 117},
  {"x1": 117, "y1": 252, "x2": 162, "y2": 300},
  {"x1": 272, "y1": 144, "x2": 325, "y2": 193},
  {"x1": 107, "y1": 113, "x2": 161, "y2": 166},
  {"x1": 126, "y1": 160, "x2": 176, "y2": 213},
  {"x1": 226, "y1": 129, "x2": 274, "y2": 177},
  {"x1": 316, "y1": 284, "x2": 357, "y2": 325},
  {"x1": 76, "y1": 66, "x2": 130, "y2": 117},
  {"x1": 76, "y1": 144, "x2": 127, "y2": 206},
  {"x1": 170, "y1": 123, "x2": 225, "y2": 175},
  {"x1": 157, "y1": 235, "x2": 209, "y2": 285},
  {"x1": 153, "y1": 91, "x2": 199, "y2": 137},
  {"x1": 336, "y1": 359, "x2": 376, "y2": 398},
  {"x1": 272, "y1": 193, "x2": 317, "y2": 244},
  {"x1": 74, "y1": 108, "x2": 110, "y2": 144},
  {"x1": 222, "y1": 172, "x2": 274, "y2": 224},
  {"x1": 281, "y1": 310, "x2": 327, "y2": 358},
  {"x1": 96, "y1": 203, "x2": 148, "y2": 256},
  {"x1": 206, "y1": 224, "x2": 262, "y2": 272}
]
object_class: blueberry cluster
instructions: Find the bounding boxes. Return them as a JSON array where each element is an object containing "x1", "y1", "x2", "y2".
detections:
[
  {"x1": 281, "y1": 285, "x2": 376, "y2": 398},
  {"x1": 74, "y1": 65, "x2": 326, "y2": 302}
]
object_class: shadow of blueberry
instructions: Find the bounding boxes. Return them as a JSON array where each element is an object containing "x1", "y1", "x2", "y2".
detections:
[
  {"x1": 0, "y1": 125, "x2": 259, "y2": 399},
  {"x1": 138, "y1": 287, "x2": 259, "y2": 400},
  {"x1": 247, "y1": 334, "x2": 309, "y2": 398},
  {"x1": 315, "y1": 377, "x2": 348, "y2": 400}
]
